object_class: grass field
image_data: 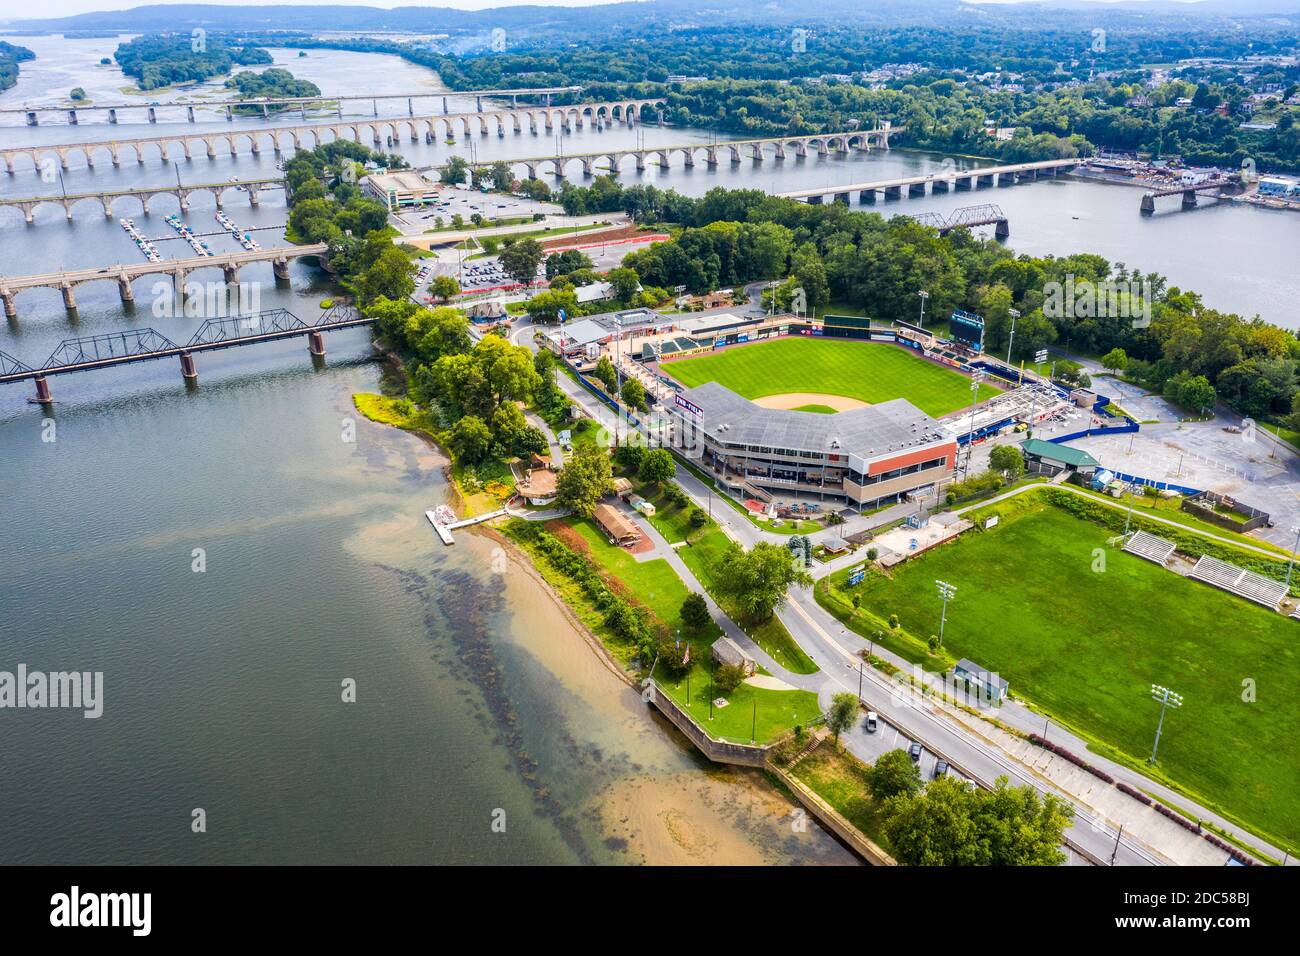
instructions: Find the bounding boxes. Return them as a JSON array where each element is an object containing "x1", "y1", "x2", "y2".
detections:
[
  {"x1": 662, "y1": 338, "x2": 1000, "y2": 417},
  {"x1": 831, "y1": 495, "x2": 1300, "y2": 848}
]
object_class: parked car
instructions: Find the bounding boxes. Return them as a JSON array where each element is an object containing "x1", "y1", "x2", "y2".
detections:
[
  {"x1": 865, "y1": 711, "x2": 878, "y2": 733},
  {"x1": 934, "y1": 760, "x2": 949, "y2": 778},
  {"x1": 908, "y1": 742, "x2": 922, "y2": 762}
]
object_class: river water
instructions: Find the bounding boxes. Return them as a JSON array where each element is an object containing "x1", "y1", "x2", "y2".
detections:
[{"x1": 0, "y1": 36, "x2": 1293, "y2": 865}]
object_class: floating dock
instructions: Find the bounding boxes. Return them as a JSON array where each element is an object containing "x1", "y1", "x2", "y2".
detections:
[{"x1": 426, "y1": 507, "x2": 509, "y2": 545}]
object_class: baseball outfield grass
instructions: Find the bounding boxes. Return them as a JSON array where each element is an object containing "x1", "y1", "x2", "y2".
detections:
[
  {"x1": 824, "y1": 492, "x2": 1300, "y2": 849},
  {"x1": 663, "y1": 338, "x2": 1000, "y2": 417}
]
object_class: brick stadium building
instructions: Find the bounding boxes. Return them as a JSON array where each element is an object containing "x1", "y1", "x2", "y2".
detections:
[{"x1": 670, "y1": 382, "x2": 956, "y2": 511}]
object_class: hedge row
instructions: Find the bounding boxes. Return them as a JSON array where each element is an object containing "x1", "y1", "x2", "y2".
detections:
[
  {"x1": 1028, "y1": 733, "x2": 1115, "y2": 784},
  {"x1": 510, "y1": 520, "x2": 658, "y2": 656},
  {"x1": 1031, "y1": 734, "x2": 1258, "y2": 864}
]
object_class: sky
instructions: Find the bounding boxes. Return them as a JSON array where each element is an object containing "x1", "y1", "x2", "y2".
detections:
[{"x1": 0, "y1": 0, "x2": 1219, "y2": 25}]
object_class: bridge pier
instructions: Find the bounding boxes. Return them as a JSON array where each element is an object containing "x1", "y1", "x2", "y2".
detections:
[
  {"x1": 955, "y1": 176, "x2": 973, "y2": 190},
  {"x1": 147, "y1": 106, "x2": 156, "y2": 124},
  {"x1": 884, "y1": 185, "x2": 902, "y2": 200},
  {"x1": 33, "y1": 375, "x2": 52, "y2": 404},
  {"x1": 976, "y1": 174, "x2": 994, "y2": 188},
  {"x1": 858, "y1": 189, "x2": 875, "y2": 204},
  {"x1": 995, "y1": 219, "x2": 1010, "y2": 240},
  {"x1": 108, "y1": 108, "x2": 118, "y2": 125},
  {"x1": 1182, "y1": 190, "x2": 1198, "y2": 208},
  {"x1": 308, "y1": 330, "x2": 326, "y2": 357},
  {"x1": 64, "y1": 201, "x2": 73, "y2": 222},
  {"x1": 248, "y1": 187, "x2": 260, "y2": 207},
  {"x1": 443, "y1": 96, "x2": 449, "y2": 114},
  {"x1": 273, "y1": 259, "x2": 291, "y2": 281},
  {"x1": 223, "y1": 264, "x2": 239, "y2": 285},
  {"x1": 22, "y1": 204, "x2": 34, "y2": 224},
  {"x1": 102, "y1": 198, "x2": 113, "y2": 219},
  {"x1": 26, "y1": 110, "x2": 38, "y2": 126},
  {"x1": 2, "y1": 292, "x2": 15, "y2": 318},
  {"x1": 932, "y1": 179, "x2": 950, "y2": 193},
  {"x1": 179, "y1": 351, "x2": 198, "y2": 384},
  {"x1": 225, "y1": 105, "x2": 233, "y2": 121},
  {"x1": 1140, "y1": 193, "x2": 1156, "y2": 214},
  {"x1": 67, "y1": 109, "x2": 78, "y2": 125},
  {"x1": 60, "y1": 284, "x2": 76, "y2": 310},
  {"x1": 187, "y1": 106, "x2": 195, "y2": 123},
  {"x1": 118, "y1": 276, "x2": 134, "y2": 304},
  {"x1": 908, "y1": 182, "x2": 927, "y2": 197},
  {"x1": 833, "y1": 192, "x2": 850, "y2": 205},
  {"x1": 807, "y1": 195, "x2": 823, "y2": 205}
]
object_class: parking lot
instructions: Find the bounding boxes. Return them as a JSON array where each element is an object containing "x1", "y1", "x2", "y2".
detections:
[{"x1": 394, "y1": 185, "x2": 559, "y2": 233}]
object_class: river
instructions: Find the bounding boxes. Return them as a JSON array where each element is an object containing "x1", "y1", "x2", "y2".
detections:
[{"x1": 0, "y1": 36, "x2": 1292, "y2": 865}]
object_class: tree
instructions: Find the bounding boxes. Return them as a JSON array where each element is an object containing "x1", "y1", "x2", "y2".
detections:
[
  {"x1": 499, "y1": 237, "x2": 544, "y2": 287},
  {"x1": 621, "y1": 377, "x2": 648, "y2": 413},
  {"x1": 593, "y1": 355, "x2": 618, "y2": 392},
  {"x1": 868, "y1": 749, "x2": 923, "y2": 801},
  {"x1": 680, "y1": 592, "x2": 711, "y2": 631},
  {"x1": 988, "y1": 444, "x2": 1025, "y2": 479},
  {"x1": 606, "y1": 266, "x2": 641, "y2": 302},
  {"x1": 69, "y1": 87, "x2": 87, "y2": 101},
  {"x1": 882, "y1": 775, "x2": 1071, "y2": 866},
  {"x1": 355, "y1": 244, "x2": 415, "y2": 306},
  {"x1": 429, "y1": 274, "x2": 460, "y2": 303},
  {"x1": 613, "y1": 443, "x2": 646, "y2": 471},
  {"x1": 447, "y1": 415, "x2": 493, "y2": 465},
  {"x1": 545, "y1": 249, "x2": 593, "y2": 280},
  {"x1": 1101, "y1": 347, "x2": 1129, "y2": 372},
  {"x1": 714, "y1": 541, "x2": 813, "y2": 622},
  {"x1": 488, "y1": 160, "x2": 513, "y2": 191},
  {"x1": 524, "y1": 288, "x2": 578, "y2": 325},
  {"x1": 637, "y1": 448, "x2": 675, "y2": 485},
  {"x1": 439, "y1": 155, "x2": 469, "y2": 185},
  {"x1": 557, "y1": 443, "x2": 612, "y2": 517},
  {"x1": 825, "y1": 692, "x2": 859, "y2": 747},
  {"x1": 714, "y1": 662, "x2": 747, "y2": 694}
]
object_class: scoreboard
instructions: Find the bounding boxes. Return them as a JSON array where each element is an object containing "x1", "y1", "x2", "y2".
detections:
[{"x1": 949, "y1": 309, "x2": 985, "y2": 353}]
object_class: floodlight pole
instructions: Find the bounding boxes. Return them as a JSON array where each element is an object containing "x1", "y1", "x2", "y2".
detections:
[
  {"x1": 936, "y1": 580, "x2": 956, "y2": 648},
  {"x1": 917, "y1": 290, "x2": 929, "y2": 329},
  {"x1": 1148, "y1": 684, "x2": 1182, "y2": 764},
  {"x1": 962, "y1": 371, "x2": 984, "y2": 480},
  {"x1": 1286, "y1": 525, "x2": 1300, "y2": 591},
  {"x1": 1006, "y1": 308, "x2": 1020, "y2": 365}
]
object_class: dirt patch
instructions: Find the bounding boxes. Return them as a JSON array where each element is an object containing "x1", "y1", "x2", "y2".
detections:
[{"x1": 752, "y1": 392, "x2": 869, "y2": 412}]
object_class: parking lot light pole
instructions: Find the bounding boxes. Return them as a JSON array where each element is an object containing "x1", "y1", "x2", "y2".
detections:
[
  {"x1": 1147, "y1": 684, "x2": 1183, "y2": 764},
  {"x1": 935, "y1": 580, "x2": 956, "y2": 648}
]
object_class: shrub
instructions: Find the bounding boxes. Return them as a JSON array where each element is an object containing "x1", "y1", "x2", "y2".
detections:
[{"x1": 688, "y1": 508, "x2": 708, "y2": 529}]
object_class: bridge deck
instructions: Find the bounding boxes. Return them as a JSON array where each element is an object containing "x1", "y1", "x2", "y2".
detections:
[{"x1": 776, "y1": 159, "x2": 1079, "y2": 199}]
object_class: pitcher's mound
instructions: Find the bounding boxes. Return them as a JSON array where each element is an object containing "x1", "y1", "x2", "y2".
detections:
[{"x1": 752, "y1": 392, "x2": 869, "y2": 412}]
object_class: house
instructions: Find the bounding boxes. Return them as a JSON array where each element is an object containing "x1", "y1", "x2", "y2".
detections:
[
  {"x1": 516, "y1": 461, "x2": 558, "y2": 506},
  {"x1": 954, "y1": 658, "x2": 1009, "y2": 702},
  {"x1": 711, "y1": 637, "x2": 756, "y2": 676},
  {"x1": 611, "y1": 476, "x2": 634, "y2": 498},
  {"x1": 593, "y1": 503, "x2": 641, "y2": 546}
]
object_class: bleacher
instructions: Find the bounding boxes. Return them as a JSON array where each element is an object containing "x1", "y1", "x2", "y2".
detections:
[
  {"x1": 1189, "y1": 555, "x2": 1288, "y2": 609},
  {"x1": 1122, "y1": 530, "x2": 1177, "y2": 566}
]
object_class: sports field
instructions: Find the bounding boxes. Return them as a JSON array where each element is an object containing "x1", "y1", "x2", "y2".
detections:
[
  {"x1": 663, "y1": 338, "x2": 1000, "y2": 417},
  {"x1": 831, "y1": 494, "x2": 1300, "y2": 848}
]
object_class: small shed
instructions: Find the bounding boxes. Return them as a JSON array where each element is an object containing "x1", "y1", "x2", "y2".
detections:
[
  {"x1": 611, "y1": 477, "x2": 634, "y2": 498},
  {"x1": 1019, "y1": 438, "x2": 1100, "y2": 479},
  {"x1": 954, "y1": 658, "x2": 1009, "y2": 702},
  {"x1": 710, "y1": 637, "x2": 756, "y2": 676}
]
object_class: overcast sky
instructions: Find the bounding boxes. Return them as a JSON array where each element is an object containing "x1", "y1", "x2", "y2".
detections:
[{"x1": 1, "y1": 0, "x2": 1214, "y2": 24}]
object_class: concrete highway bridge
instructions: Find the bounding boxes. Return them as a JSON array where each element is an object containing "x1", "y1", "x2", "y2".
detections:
[
  {"x1": 777, "y1": 158, "x2": 1082, "y2": 203},
  {"x1": 475, "y1": 128, "x2": 897, "y2": 179},
  {"x1": 0, "y1": 99, "x2": 667, "y2": 174},
  {"x1": 1140, "y1": 177, "x2": 1240, "y2": 213},
  {"x1": 0, "y1": 178, "x2": 284, "y2": 224},
  {"x1": 0, "y1": 306, "x2": 372, "y2": 403},
  {"x1": 4, "y1": 86, "x2": 586, "y2": 126},
  {"x1": 0, "y1": 243, "x2": 329, "y2": 315}
]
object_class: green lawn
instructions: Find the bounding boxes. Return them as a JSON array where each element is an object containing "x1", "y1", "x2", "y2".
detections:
[
  {"x1": 662, "y1": 338, "x2": 999, "y2": 417},
  {"x1": 789, "y1": 744, "x2": 893, "y2": 851},
  {"x1": 831, "y1": 495, "x2": 1300, "y2": 849}
]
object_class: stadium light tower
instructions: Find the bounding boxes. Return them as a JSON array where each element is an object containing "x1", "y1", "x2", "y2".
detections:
[
  {"x1": 935, "y1": 580, "x2": 956, "y2": 648},
  {"x1": 1147, "y1": 684, "x2": 1183, "y2": 764},
  {"x1": 961, "y1": 370, "x2": 986, "y2": 480},
  {"x1": 1286, "y1": 525, "x2": 1300, "y2": 590},
  {"x1": 1005, "y1": 308, "x2": 1021, "y2": 365},
  {"x1": 917, "y1": 290, "x2": 930, "y2": 329}
]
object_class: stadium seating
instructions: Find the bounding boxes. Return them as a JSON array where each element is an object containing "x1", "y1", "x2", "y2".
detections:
[
  {"x1": 1189, "y1": 555, "x2": 1288, "y2": 609},
  {"x1": 1122, "y1": 530, "x2": 1177, "y2": 566}
]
